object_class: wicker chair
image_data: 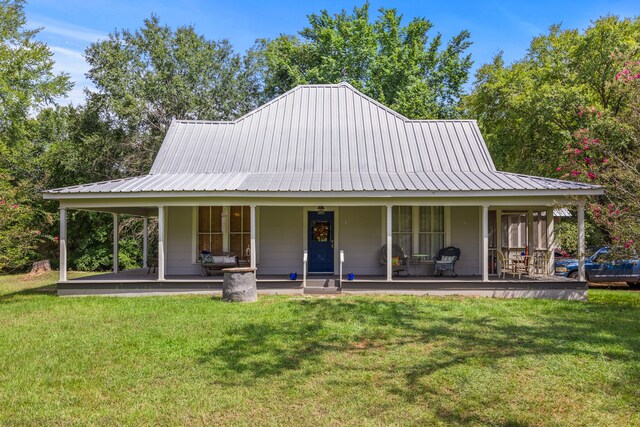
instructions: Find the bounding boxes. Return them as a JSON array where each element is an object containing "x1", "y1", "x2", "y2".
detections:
[
  {"x1": 434, "y1": 246, "x2": 461, "y2": 277},
  {"x1": 380, "y1": 243, "x2": 410, "y2": 276}
]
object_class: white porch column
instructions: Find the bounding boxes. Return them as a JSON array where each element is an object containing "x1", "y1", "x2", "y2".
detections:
[
  {"x1": 527, "y1": 209, "x2": 534, "y2": 256},
  {"x1": 482, "y1": 205, "x2": 489, "y2": 282},
  {"x1": 546, "y1": 207, "x2": 555, "y2": 276},
  {"x1": 158, "y1": 206, "x2": 166, "y2": 281},
  {"x1": 112, "y1": 213, "x2": 119, "y2": 274},
  {"x1": 59, "y1": 207, "x2": 67, "y2": 282},
  {"x1": 386, "y1": 205, "x2": 392, "y2": 281},
  {"x1": 250, "y1": 204, "x2": 256, "y2": 269},
  {"x1": 578, "y1": 201, "x2": 586, "y2": 281},
  {"x1": 496, "y1": 208, "x2": 502, "y2": 276},
  {"x1": 142, "y1": 216, "x2": 148, "y2": 269}
]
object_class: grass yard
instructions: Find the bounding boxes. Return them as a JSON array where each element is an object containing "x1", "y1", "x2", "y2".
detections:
[{"x1": 0, "y1": 273, "x2": 639, "y2": 426}]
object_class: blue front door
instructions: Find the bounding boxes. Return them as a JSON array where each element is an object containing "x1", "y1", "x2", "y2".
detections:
[{"x1": 308, "y1": 211, "x2": 334, "y2": 273}]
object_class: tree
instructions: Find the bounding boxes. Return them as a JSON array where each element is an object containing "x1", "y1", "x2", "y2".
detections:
[
  {"x1": 258, "y1": 3, "x2": 473, "y2": 119},
  {"x1": 0, "y1": 0, "x2": 71, "y2": 179},
  {"x1": 84, "y1": 15, "x2": 262, "y2": 178},
  {"x1": 466, "y1": 16, "x2": 640, "y2": 178},
  {"x1": 0, "y1": 0, "x2": 71, "y2": 271},
  {"x1": 557, "y1": 59, "x2": 640, "y2": 253}
]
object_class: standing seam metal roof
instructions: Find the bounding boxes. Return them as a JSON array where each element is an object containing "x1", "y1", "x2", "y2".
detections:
[{"x1": 46, "y1": 82, "x2": 600, "y2": 195}]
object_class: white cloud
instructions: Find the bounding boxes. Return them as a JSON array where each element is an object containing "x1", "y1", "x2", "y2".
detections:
[
  {"x1": 31, "y1": 19, "x2": 106, "y2": 43},
  {"x1": 49, "y1": 45, "x2": 89, "y2": 76},
  {"x1": 497, "y1": 7, "x2": 542, "y2": 37}
]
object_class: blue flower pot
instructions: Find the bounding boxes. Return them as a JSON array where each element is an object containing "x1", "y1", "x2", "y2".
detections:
[
  {"x1": 347, "y1": 273, "x2": 355, "y2": 281},
  {"x1": 289, "y1": 272, "x2": 298, "y2": 280}
]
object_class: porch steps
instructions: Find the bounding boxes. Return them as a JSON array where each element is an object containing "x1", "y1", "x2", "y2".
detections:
[
  {"x1": 303, "y1": 287, "x2": 342, "y2": 295},
  {"x1": 305, "y1": 278, "x2": 338, "y2": 288},
  {"x1": 303, "y1": 278, "x2": 342, "y2": 295}
]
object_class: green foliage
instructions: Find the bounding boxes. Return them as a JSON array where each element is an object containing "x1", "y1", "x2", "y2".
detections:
[
  {"x1": 258, "y1": 3, "x2": 473, "y2": 119},
  {"x1": 0, "y1": 1, "x2": 70, "y2": 271},
  {"x1": 556, "y1": 59, "x2": 640, "y2": 252},
  {"x1": 554, "y1": 218, "x2": 607, "y2": 255},
  {"x1": 0, "y1": 0, "x2": 71, "y2": 180},
  {"x1": 0, "y1": 174, "x2": 51, "y2": 270},
  {"x1": 84, "y1": 15, "x2": 262, "y2": 177},
  {"x1": 466, "y1": 16, "x2": 640, "y2": 177}
]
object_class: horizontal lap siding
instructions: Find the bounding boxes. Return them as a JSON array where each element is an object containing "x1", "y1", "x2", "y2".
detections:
[
  {"x1": 258, "y1": 207, "x2": 303, "y2": 275},
  {"x1": 450, "y1": 206, "x2": 480, "y2": 276},
  {"x1": 167, "y1": 206, "x2": 200, "y2": 275},
  {"x1": 339, "y1": 207, "x2": 384, "y2": 276}
]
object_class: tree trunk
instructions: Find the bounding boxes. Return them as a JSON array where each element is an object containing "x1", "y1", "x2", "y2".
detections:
[{"x1": 30, "y1": 259, "x2": 52, "y2": 275}]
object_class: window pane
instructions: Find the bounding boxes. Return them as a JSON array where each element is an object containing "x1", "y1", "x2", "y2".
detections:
[
  {"x1": 210, "y1": 207, "x2": 222, "y2": 232},
  {"x1": 211, "y1": 234, "x2": 222, "y2": 253},
  {"x1": 393, "y1": 206, "x2": 412, "y2": 233},
  {"x1": 419, "y1": 207, "x2": 430, "y2": 232},
  {"x1": 198, "y1": 207, "x2": 211, "y2": 233},
  {"x1": 230, "y1": 206, "x2": 242, "y2": 232},
  {"x1": 230, "y1": 233, "x2": 243, "y2": 257},
  {"x1": 243, "y1": 206, "x2": 250, "y2": 232},
  {"x1": 392, "y1": 206, "x2": 399, "y2": 232},
  {"x1": 431, "y1": 234, "x2": 444, "y2": 257},
  {"x1": 393, "y1": 232, "x2": 412, "y2": 254},
  {"x1": 419, "y1": 233, "x2": 429, "y2": 254},
  {"x1": 432, "y1": 207, "x2": 443, "y2": 232},
  {"x1": 198, "y1": 234, "x2": 210, "y2": 253}
]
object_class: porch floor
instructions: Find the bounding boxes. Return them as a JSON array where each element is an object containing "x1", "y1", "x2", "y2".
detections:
[{"x1": 59, "y1": 269, "x2": 586, "y2": 300}]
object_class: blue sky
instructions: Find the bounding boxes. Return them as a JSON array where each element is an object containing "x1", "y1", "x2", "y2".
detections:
[{"x1": 25, "y1": 0, "x2": 639, "y2": 105}]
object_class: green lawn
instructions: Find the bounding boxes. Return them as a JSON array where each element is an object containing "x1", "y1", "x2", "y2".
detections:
[{"x1": 0, "y1": 273, "x2": 639, "y2": 426}]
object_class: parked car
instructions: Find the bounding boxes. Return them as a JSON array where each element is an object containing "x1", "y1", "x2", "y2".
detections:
[{"x1": 555, "y1": 247, "x2": 640, "y2": 288}]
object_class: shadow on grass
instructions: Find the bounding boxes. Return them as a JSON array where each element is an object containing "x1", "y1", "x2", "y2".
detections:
[
  {"x1": 0, "y1": 283, "x2": 57, "y2": 303},
  {"x1": 198, "y1": 295, "x2": 640, "y2": 407}
]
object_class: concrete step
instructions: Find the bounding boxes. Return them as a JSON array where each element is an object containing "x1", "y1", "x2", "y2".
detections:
[
  {"x1": 303, "y1": 286, "x2": 342, "y2": 295},
  {"x1": 305, "y1": 278, "x2": 339, "y2": 288}
]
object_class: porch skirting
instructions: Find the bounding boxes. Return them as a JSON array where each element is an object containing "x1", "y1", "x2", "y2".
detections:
[{"x1": 58, "y1": 270, "x2": 587, "y2": 300}]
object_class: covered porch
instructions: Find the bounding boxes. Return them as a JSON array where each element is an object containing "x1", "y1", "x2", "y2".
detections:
[{"x1": 54, "y1": 195, "x2": 590, "y2": 299}]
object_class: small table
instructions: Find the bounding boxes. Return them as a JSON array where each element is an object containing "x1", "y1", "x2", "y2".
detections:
[
  {"x1": 511, "y1": 255, "x2": 533, "y2": 277},
  {"x1": 411, "y1": 254, "x2": 431, "y2": 276}
]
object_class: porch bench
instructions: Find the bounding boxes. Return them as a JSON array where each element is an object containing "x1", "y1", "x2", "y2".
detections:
[{"x1": 200, "y1": 253, "x2": 239, "y2": 276}]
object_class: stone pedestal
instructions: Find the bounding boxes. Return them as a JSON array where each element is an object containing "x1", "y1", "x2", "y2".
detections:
[{"x1": 221, "y1": 267, "x2": 257, "y2": 302}]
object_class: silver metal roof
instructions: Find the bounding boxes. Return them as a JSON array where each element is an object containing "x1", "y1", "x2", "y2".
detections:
[
  {"x1": 46, "y1": 82, "x2": 600, "y2": 195},
  {"x1": 48, "y1": 171, "x2": 597, "y2": 193}
]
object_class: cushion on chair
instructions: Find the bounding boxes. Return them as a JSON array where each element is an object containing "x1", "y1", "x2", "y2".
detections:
[
  {"x1": 222, "y1": 256, "x2": 236, "y2": 264},
  {"x1": 392, "y1": 256, "x2": 400, "y2": 266},
  {"x1": 201, "y1": 254, "x2": 214, "y2": 263},
  {"x1": 436, "y1": 255, "x2": 456, "y2": 264}
]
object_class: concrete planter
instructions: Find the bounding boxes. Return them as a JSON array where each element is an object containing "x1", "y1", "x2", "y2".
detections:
[{"x1": 221, "y1": 267, "x2": 257, "y2": 302}]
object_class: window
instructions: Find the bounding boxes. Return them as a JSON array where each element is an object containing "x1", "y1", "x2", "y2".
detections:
[
  {"x1": 198, "y1": 206, "x2": 223, "y2": 254},
  {"x1": 392, "y1": 206, "x2": 413, "y2": 254},
  {"x1": 418, "y1": 207, "x2": 444, "y2": 258},
  {"x1": 392, "y1": 206, "x2": 445, "y2": 259},
  {"x1": 501, "y1": 212, "x2": 547, "y2": 250},
  {"x1": 502, "y1": 213, "x2": 526, "y2": 248},
  {"x1": 229, "y1": 206, "x2": 250, "y2": 260},
  {"x1": 198, "y1": 206, "x2": 251, "y2": 260}
]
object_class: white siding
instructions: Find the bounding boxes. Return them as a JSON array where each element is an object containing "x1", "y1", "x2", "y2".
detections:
[
  {"x1": 339, "y1": 207, "x2": 384, "y2": 276},
  {"x1": 166, "y1": 206, "x2": 200, "y2": 275},
  {"x1": 258, "y1": 206, "x2": 303, "y2": 275},
  {"x1": 450, "y1": 206, "x2": 480, "y2": 276}
]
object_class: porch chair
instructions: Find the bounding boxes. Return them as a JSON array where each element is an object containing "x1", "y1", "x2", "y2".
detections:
[
  {"x1": 380, "y1": 243, "x2": 410, "y2": 276},
  {"x1": 496, "y1": 250, "x2": 522, "y2": 279},
  {"x1": 434, "y1": 246, "x2": 461, "y2": 277}
]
